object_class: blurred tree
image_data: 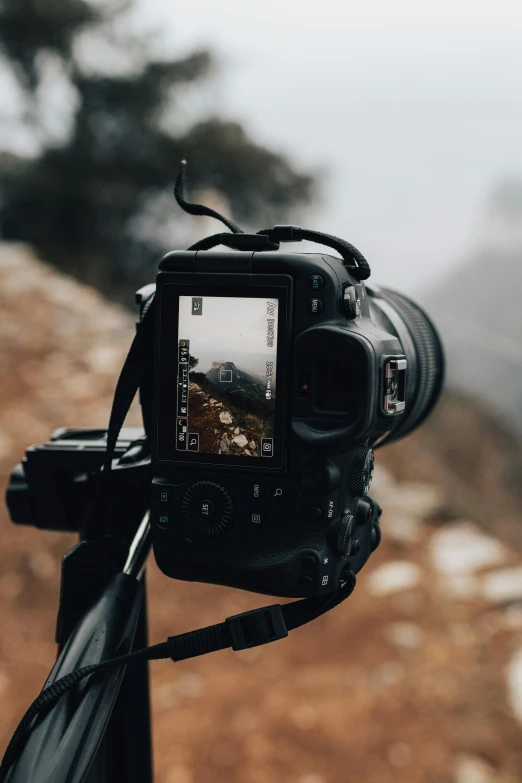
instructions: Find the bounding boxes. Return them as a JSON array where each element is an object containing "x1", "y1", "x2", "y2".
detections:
[{"x1": 0, "y1": 0, "x2": 315, "y2": 302}]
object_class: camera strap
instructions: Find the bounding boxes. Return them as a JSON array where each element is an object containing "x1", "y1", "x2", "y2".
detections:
[
  {"x1": 0, "y1": 292, "x2": 359, "y2": 777},
  {"x1": 189, "y1": 224, "x2": 371, "y2": 280}
]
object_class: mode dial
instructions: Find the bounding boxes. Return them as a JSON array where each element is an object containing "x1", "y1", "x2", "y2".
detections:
[
  {"x1": 342, "y1": 285, "x2": 361, "y2": 319},
  {"x1": 181, "y1": 481, "x2": 233, "y2": 536},
  {"x1": 349, "y1": 446, "x2": 374, "y2": 496}
]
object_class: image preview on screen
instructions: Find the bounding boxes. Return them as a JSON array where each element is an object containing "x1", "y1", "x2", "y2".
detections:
[{"x1": 176, "y1": 296, "x2": 279, "y2": 458}]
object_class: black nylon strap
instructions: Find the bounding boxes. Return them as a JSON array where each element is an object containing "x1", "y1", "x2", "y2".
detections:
[
  {"x1": 257, "y1": 225, "x2": 371, "y2": 280},
  {"x1": 188, "y1": 225, "x2": 371, "y2": 280},
  {"x1": 0, "y1": 575, "x2": 356, "y2": 780}
]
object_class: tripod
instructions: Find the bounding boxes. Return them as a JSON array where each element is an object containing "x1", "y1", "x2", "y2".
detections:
[{"x1": 5, "y1": 428, "x2": 155, "y2": 783}]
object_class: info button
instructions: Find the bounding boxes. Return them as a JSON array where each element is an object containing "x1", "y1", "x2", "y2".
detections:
[{"x1": 252, "y1": 483, "x2": 265, "y2": 500}]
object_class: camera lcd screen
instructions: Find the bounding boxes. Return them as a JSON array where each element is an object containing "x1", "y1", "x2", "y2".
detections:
[{"x1": 175, "y1": 295, "x2": 279, "y2": 459}]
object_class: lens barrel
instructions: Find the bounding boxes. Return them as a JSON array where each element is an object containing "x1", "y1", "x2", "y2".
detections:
[{"x1": 367, "y1": 287, "x2": 445, "y2": 444}]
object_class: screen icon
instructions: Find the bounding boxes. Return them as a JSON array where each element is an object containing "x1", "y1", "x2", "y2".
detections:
[
  {"x1": 251, "y1": 513, "x2": 263, "y2": 524},
  {"x1": 261, "y1": 438, "x2": 273, "y2": 457},
  {"x1": 191, "y1": 297, "x2": 203, "y2": 316},
  {"x1": 188, "y1": 433, "x2": 199, "y2": 452},
  {"x1": 176, "y1": 418, "x2": 188, "y2": 450}
]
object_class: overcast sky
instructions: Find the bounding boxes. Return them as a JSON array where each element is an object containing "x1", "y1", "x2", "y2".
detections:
[
  {"x1": 179, "y1": 295, "x2": 278, "y2": 374},
  {"x1": 131, "y1": 0, "x2": 522, "y2": 294}
]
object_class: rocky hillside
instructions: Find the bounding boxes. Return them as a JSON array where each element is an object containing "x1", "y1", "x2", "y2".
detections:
[
  {"x1": 188, "y1": 379, "x2": 266, "y2": 457},
  {"x1": 3, "y1": 243, "x2": 522, "y2": 782}
]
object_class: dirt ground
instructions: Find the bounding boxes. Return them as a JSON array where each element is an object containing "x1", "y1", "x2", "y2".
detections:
[{"x1": 2, "y1": 244, "x2": 522, "y2": 783}]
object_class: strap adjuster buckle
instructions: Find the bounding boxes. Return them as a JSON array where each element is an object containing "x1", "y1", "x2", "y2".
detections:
[
  {"x1": 226, "y1": 605, "x2": 288, "y2": 651},
  {"x1": 269, "y1": 225, "x2": 302, "y2": 243}
]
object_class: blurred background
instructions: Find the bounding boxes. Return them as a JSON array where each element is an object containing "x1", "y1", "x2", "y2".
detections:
[{"x1": 1, "y1": 1, "x2": 522, "y2": 781}]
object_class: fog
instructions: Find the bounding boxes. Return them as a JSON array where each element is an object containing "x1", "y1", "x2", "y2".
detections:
[{"x1": 132, "y1": 0, "x2": 522, "y2": 293}]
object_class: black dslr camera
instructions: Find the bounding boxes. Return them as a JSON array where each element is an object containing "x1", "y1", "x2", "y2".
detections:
[
  {"x1": 7, "y1": 169, "x2": 444, "y2": 603},
  {"x1": 150, "y1": 206, "x2": 443, "y2": 598}
]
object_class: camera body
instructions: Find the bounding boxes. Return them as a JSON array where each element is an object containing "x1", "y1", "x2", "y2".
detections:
[{"x1": 150, "y1": 247, "x2": 411, "y2": 598}]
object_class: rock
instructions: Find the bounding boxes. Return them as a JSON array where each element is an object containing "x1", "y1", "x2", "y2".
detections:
[
  {"x1": 431, "y1": 522, "x2": 508, "y2": 575},
  {"x1": 209, "y1": 398, "x2": 217, "y2": 404},
  {"x1": 244, "y1": 449, "x2": 251, "y2": 456},
  {"x1": 219, "y1": 436, "x2": 230, "y2": 454},
  {"x1": 232, "y1": 434, "x2": 248, "y2": 450},
  {"x1": 440, "y1": 574, "x2": 479, "y2": 601},
  {"x1": 202, "y1": 403, "x2": 208, "y2": 407},
  {"x1": 384, "y1": 513, "x2": 424, "y2": 544},
  {"x1": 369, "y1": 464, "x2": 396, "y2": 500},
  {"x1": 481, "y1": 566, "x2": 522, "y2": 603},
  {"x1": 249, "y1": 441, "x2": 256, "y2": 450},
  {"x1": 386, "y1": 622, "x2": 424, "y2": 649},
  {"x1": 213, "y1": 428, "x2": 219, "y2": 434},
  {"x1": 366, "y1": 561, "x2": 421, "y2": 596},
  {"x1": 454, "y1": 754, "x2": 496, "y2": 783},
  {"x1": 215, "y1": 402, "x2": 223, "y2": 408},
  {"x1": 507, "y1": 648, "x2": 522, "y2": 723},
  {"x1": 233, "y1": 427, "x2": 240, "y2": 435},
  {"x1": 384, "y1": 481, "x2": 445, "y2": 520},
  {"x1": 219, "y1": 411, "x2": 233, "y2": 425}
]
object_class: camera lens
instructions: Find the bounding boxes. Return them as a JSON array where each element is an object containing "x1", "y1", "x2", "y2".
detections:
[{"x1": 367, "y1": 287, "x2": 445, "y2": 444}]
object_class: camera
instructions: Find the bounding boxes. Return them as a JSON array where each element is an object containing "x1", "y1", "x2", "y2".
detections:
[{"x1": 150, "y1": 236, "x2": 444, "y2": 598}]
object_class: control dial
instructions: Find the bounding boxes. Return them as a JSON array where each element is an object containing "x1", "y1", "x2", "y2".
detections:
[
  {"x1": 336, "y1": 513, "x2": 355, "y2": 557},
  {"x1": 349, "y1": 446, "x2": 374, "y2": 496},
  {"x1": 181, "y1": 481, "x2": 233, "y2": 536}
]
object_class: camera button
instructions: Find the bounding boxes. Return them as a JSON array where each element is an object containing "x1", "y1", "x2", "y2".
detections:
[
  {"x1": 158, "y1": 489, "x2": 171, "y2": 504},
  {"x1": 306, "y1": 506, "x2": 323, "y2": 522},
  {"x1": 252, "y1": 483, "x2": 265, "y2": 499},
  {"x1": 308, "y1": 274, "x2": 325, "y2": 291},
  {"x1": 251, "y1": 512, "x2": 264, "y2": 525},
  {"x1": 298, "y1": 465, "x2": 323, "y2": 492},
  {"x1": 195, "y1": 499, "x2": 216, "y2": 521},
  {"x1": 157, "y1": 513, "x2": 170, "y2": 528},
  {"x1": 303, "y1": 555, "x2": 317, "y2": 570},
  {"x1": 273, "y1": 486, "x2": 285, "y2": 498},
  {"x1": 307, "y1": 297, "x2": 324, "y2": 315}
]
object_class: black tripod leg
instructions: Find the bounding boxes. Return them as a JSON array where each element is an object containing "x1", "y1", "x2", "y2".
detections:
[{"x1": 88, "y1": 576, "x2": 153, "y2": 783}]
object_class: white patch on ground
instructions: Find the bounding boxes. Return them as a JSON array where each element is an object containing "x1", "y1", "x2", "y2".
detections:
[
  {"x1": 366, "y1": 561, "x2": 421, "y2": 596},
  {"x1": 507, "y1": 648, "x2": 522, "y2": 723},
  {"x1": 482, "y1": 567, "x2": 522, "y2": 603},
  {"x1": 440, "y1": 573, "x2": 479, "y2": 601},
  {"x1": 431, "y1": 522, "x2": 508, "y2": 575},
  {"x1": 454, "y1": 754, "x2": 496, "y2": 783},
  {"x1": 386, "y1": 622, "x2": 424, "y2": 649}
]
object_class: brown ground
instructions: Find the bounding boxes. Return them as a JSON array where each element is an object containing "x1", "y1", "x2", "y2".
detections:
[{"x1": 1, "y1": 244, "x2": 522, "y2": 783}]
